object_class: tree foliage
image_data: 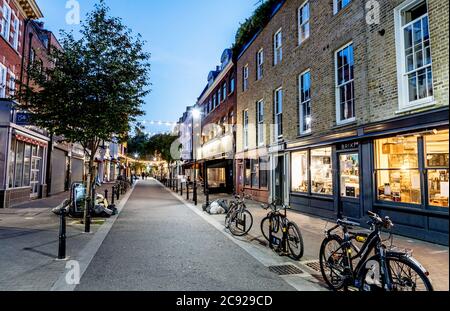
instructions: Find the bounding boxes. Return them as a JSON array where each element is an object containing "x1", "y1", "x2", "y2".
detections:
[
  {"x1": 232, "y1": 0, "x2": 282, "y2": 57},
  {"x1": 146, "y1": 134, "x2": 179, "y2": 164},
  {"x1": 17, "y1": 1, "x2": 151, "y2": 184}
]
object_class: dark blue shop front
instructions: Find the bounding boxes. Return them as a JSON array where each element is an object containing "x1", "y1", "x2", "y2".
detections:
[{"x1": 288, "y1": 108, "x2": 449, "y2": 245}]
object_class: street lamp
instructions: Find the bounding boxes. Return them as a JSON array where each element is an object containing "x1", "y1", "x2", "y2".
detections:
[{"x1": 191, "y1": 107, "x2": 201, "y2": 206}]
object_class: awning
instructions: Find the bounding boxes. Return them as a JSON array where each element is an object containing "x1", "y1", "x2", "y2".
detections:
[{"x1": 15, "y1": 134, "x2": 47, "y2": 147}]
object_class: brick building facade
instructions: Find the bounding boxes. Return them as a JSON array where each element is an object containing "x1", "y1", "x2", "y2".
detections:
[{"x1": 235, "y1": 0, "x2": 448, "y2": 244}]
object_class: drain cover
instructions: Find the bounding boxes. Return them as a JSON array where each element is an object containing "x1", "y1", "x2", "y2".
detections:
[
  {"x1": 269, "y1": 265, "x2": 303, "y2": 275},
  {"x1": 305, "y1": 260, "x2": 321, "y2": 272}
]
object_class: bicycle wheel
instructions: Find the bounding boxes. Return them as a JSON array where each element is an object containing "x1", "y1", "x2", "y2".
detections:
[
  {"x1": 287, "y1": 222, "x2": 304, "y2": 260},
  {"x1": 229, "y1": 209, "x2": 253, "y2": 236},
  {"x1": 224, "y1": 204, "x2": 236, "y2": 229},
  {"x1": 358, "y1": 255, "x2": 434, "y2": 291},
  {"x1": 260, "y1": 215, "x2": 281, "y2": 241},
  {"x1": 319, "y1": 235, "x2": 347, "y2": 291}
]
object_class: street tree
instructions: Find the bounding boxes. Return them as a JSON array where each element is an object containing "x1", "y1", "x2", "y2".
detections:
[{"x1": 17, "y1": 1, "x2": 151, "y2": 193}]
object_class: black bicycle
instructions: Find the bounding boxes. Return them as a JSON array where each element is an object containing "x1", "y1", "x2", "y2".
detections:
[
  {"x1": 225, "y1": 193, "x2": 253, "y2": 237},
  {"x1": 260, "y1": 200, "x2": 304, "y2": 260},
  {"x1": 319, "y1": 211, "x2": 433, "y2": 291}
]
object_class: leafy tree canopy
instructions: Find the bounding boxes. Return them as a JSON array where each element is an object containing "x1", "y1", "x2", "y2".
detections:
[
  {"x1": 232, "y1": 0, "x2": 282, "y2": 57},
  {"x1": 18, "y1": 0, "x2": 151, "y2": 171}
]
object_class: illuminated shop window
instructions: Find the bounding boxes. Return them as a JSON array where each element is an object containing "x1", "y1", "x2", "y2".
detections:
[
  {"x1": 291, "y1": 151, "x2": 308, "y2": 193},
  {"x1": 311, "y1": 147, "x2": 333, "y2": 195},
  {"x1": 339, "y1": 153, "x2": 360, "y2": 198},
  {"x1": 375, "y1": 135, "x2": 421, "y2": 204},
  {"x1": 425, "y1": 129, "x2": 449, "y2": 208}
]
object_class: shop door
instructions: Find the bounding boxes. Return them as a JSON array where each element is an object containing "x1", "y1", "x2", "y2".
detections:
[
  {"x1": 30, "y1": 146, "x2": 42, "y2": 199},
  {"x1": 274, "y1": 156, "x2": 284, "y2": 204},
  {"x1": 338, "y1": 152, "x2": 361, "y2": 220}
]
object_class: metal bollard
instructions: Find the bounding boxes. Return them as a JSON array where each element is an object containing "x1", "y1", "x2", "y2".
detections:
[
  {"x1": 180, "y1": 182, "x2": 183, "y2": 196},
  {"x1": 116, "y1": 184, "x2": 120, "y2": 200},
  {"x1": 186, "y1": 182, "x2": 189, "y2": 201},
  {"x1": 104, "y1": 189, "x2": 108, "y2": 201},
  {"x1": 58, "y1": 206, "x2": 67, "y2": 259},
  {"x1": 176, "y1": 179, "x2": 178, "y2": 193},
  {"x1": 111, "y1": 186, "x2": 115, "y2": 205},
  {"x1": 85, "y1": 198, "x2": 91, "y2": 233}
]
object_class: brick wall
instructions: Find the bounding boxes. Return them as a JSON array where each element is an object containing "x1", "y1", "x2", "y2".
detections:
[{"x1": 236, "y1": 0, "x2": 449, "y2": 152}]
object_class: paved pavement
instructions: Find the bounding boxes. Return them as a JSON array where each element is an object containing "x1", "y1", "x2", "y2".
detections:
[
  {"x1": 76, "y1": 179, "x2": 300, "y2": 291},
  {"x1": 180, "y1": 184, "x2": 449, "y2": 291},
  {"x1": 0, "y1": 182, "x2": 129, "y2": 291}
]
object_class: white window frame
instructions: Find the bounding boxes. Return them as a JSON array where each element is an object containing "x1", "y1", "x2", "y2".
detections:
[
  {"x1": 257, "y1": 48, "x2": 264, "y2": 80},
  {"x1": 12, "y1": 14, "x2": 19, "y2": 50},
  {"x1": 0, "y1": 63, "x2": 7, "y2": 98},
  {"x1": 257, "y1": 99, "x2": 264, "y2": 146},
  {"x1": 333, "y1": 0, "x2": 351, "y2": 15},
  {"x1": 1, "y1": 2, "x2": 12, "y2": 41},
  {"x1": 243, "y1": 64, "x2": 249, "y2": 91},
  {"x1": 274, "y1": 29, "x2": 282, "y2": 65},
  {"x1": 8, "y1": 71, "x2": 15, "y2": 97},
  {"x1": 299, "y1": 69, "x2": 312, "y2": 135},
  {"x1": 298, "y1": 1, "x2": 310, "y2": 45},
  {"x1": 394, "y1": 0, "x2": 434, "y2": 111},
  {"x1": 274, "y1": 87, "x2": 283, "y2": 139},
  {"x1": 335, "y1": 42, "x2": 356, "y2": 125},
  {"x1": 243, "y1": 110, "x2": 249, "y2": 150}
]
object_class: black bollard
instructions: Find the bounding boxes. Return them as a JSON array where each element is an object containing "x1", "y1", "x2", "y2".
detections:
[
  {"x1": 104, "y1": 189, "x2": 108, "y2": 202},
  {"x1": 180, "y1": 181, "x2": 183, "y2": 196},
  {"x1": 116, "y1": 184, "x2": 120, "y2": 200},
  {"x1": 186, "y1": 182, "x2": 189, "y2": 201},
  {"x1": 206, "y1": 188, "x2": 210, "y2": 207},
  {"x1": 176, "y1": 179, "x2": 178, "y2": 193},
  {"x1": 85, "y1": 198, "x2": 91, "y2": 233},
  {"x1": 111, "y1": 186, "x2": 115, "y2": 205},
  {"x1": 58, "y1": 206, "x2": 67, "y2": 259}
]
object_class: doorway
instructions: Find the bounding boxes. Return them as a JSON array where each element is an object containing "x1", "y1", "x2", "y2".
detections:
[
  {"x1": 274, "y1": 155, "x2": 284, "y2": 204},
  {"x1": 338, "y1": 152, "x2": 361, "y2": 220}
]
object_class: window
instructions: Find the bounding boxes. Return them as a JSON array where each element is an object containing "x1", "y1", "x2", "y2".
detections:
[
  {"x1": 23, "y1": 144, "x2": 31, "y2": 187},
  {"x1": 11, "y1": 15, "x2": 19, "y2": 50},
  {"x1": 335, "y1": 43, "x2": 355, "y2": 124},
  {"x1": 230, "y1": 76, "x2": 235, "y2": 94},
  {"x1": 274, "y1": 29, "x2": 282, "y2": 65},
  {"x1": 208, "y1": 99, "x2": 212, "y2": 113},
  {"x1": 244, "y1": 159, "x2": 251, "y2": 187},
  {"x1": 251, "y1": 159, "x2": 260, "y2": 188},
  {"x1": 243, "y1": 65, "x2": 249, "y2": 91},
  {"x1": 424, "y1": 129, "x2": 449, "y2": 208},
  {"x1": 299, "y1": 70, "x2": 311, "y2": 134},
  {"x1": 14, "y1": 141, "x2": 24, "y2": 188},
  {"x1": 213, "y1": 94, "x2": 217, "y2": 109},
  {"x1": 257, "y1": 100, "x2": 264, "y2": 146},
  {"x1": 298, "y1": 1, "x2": 310, "y2": 44},
  {"x1": 260, "y1": 157, "x2": 269, "y2": 188},
  {"x1": 217, "y1": 89, "x2": 221, "y2": 104},
  {"x1": 395, "y1": 0, "x2": 433, "y2": 109},
  {"x1": 274, "y1": 88, "x2": 283, "y2": 139},
  {"x1": 8, "y1": 137, "x2": 16, "y2": 188},
  {"x1": 311, "y1": 148, "x2": 333, "y2": 195},
  {"x1": 30, "y1": 48, "x2": 36, "y2": 65},
  {"x1": 257, "y1": 49, "x2": 264, "y2": 80},
  {"x1": 334, "y1": 0, "x2": 351, "y2": 14},
  {"x1": 8, "y1": 72, "x2": 15, "y2": 96},
  {"x1": 375, "y1": 135, "x2": 421, "y2": 204},
  {"x1": 207, "y1": 168, "x2": 226, "y2": 188},
  {"x1": 0, "y1": 63, "x2": 6, "y2": 98},
  {"x1": 340, "y1": 153, "x2": 360, "y2": 198},
  {"x1": 1, "y1": 2, "x2": 11, "y2": 41},
  {"x1": 291, "y1": 151, "x2": 308, "y2": 193},
  {"x1": 243, "y1": 110, "x2": 249, "y2": 149},
  {"x1": 222, "y1": 82, "x2": 227, "y2": 100}
]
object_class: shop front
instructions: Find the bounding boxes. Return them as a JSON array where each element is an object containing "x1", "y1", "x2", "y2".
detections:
[{"x1": 288, "y1": 108, "x2": 449, "y2": 245}]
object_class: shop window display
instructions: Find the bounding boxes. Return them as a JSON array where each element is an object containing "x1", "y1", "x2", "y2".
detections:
[
  {"x1": 376, "y1": 135, "x2": 421, "y2": 204},
  {"x1": 340, "y1": 153, "x2": 360, "y2": 198},
  {"x1": 207, "y1": 168, "x2": 226, "y2": 188},
  {"x1": 425, "y1": 129, "x2": 449, "y2": 208},
  {"x1": 291, "y1": 151, "x2": 308, "y2": 192},
  {"x1": 311, "y1": 148, "x2": 333, "y2": 195}
]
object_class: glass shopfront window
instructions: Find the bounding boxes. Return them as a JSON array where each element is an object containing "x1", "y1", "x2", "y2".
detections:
[
  {"x1": 291, "y1": 151, "x2": 308, "y2": 193},
  {"x1": 244, "y1": 159, "x2": 251, "y2": 187},
  {"x1": 251, "y1": 159, "x2": 260, "y2": 189},
  {"x1": 375, "y1": 135, "x2": 421, "y2": 204},
  {"x1": 8, "y1": 137, "x2": 16, "y2": 188},
  {"x1": 207, "y1": 168, "x2": 226, "y2": 188},
  {"x1": 311, "y1": 148, "x2": 333, "y2": 195},
  {"x1": 340, "y1": 153, "x2": 360, "y2": 198},
  {"x1": 14, "y1": 141, "x2": 24, "y2": 188},
  {"x1": 260, "y1": 157, "x2": 269, "y2": 188},
  {"x1": 425, "y1": 129, "x2": 449, "y2": 208}
]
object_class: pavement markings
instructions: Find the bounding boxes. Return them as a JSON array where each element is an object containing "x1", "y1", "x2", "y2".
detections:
[
  {"x1": 157, "y1": 179, "x2": 325, "y2": 291},
  {"x1": 50, "y1": 181, "x2": 138, "y2": 291}
]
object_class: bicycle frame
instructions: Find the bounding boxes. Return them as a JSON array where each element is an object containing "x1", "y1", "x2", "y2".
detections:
[
  {"x1": 267, "y1": 207, "x2": 290, "y2": 255},
  {"x1": 326, "y1": 225, "x2": 394, "y2": 290}
]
